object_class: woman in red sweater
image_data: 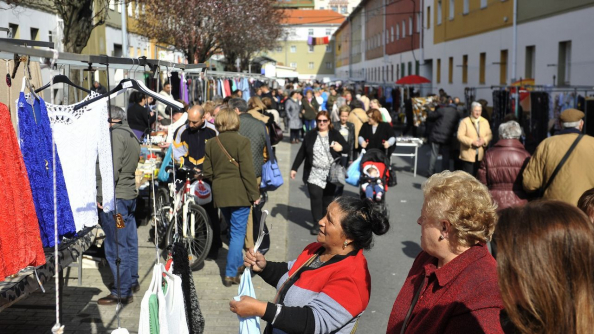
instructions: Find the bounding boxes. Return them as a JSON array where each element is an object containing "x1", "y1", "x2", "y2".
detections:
[
  {"x1": 387, "y1": 170, "x2": 504, "y2": 334},
  {"x1": 230, "y1": 197, "x2": 389, "y2": 333}
]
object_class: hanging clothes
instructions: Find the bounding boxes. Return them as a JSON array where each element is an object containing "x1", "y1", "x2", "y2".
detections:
[
  {"x1": 170, "y1": 72, "x2": 181, "y2": 100},
  {"x1": 172, "y1": 243, "x2": 205, "y2": 334},
  {"x1": 46, "y1": 93, "x2": 115, "y2": 231},
  {"x1": 0, "y1": 102, "x2": 45, "y2": 281},
  {"x1": 17, "y1": 93, "x2": 76, "y2": 247},
  {"x1": 180, "y1": 73, "x2": 189, "y2": 104},
  {"x1": 139, "y1": 264, "x2": 169, "y2": 334}
]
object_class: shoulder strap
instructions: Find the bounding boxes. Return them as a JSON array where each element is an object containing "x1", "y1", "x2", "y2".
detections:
[
  {"x1": 400, "y1": 276, "x2": 427, "y2": 334},
  {"x1": 542, "y1": 134, "x2": 584, "y2": 193},
  {"x1": 273, "y1": 249, "x2": 322, "y2": 304},
  {"x1": 353, "y1": 111, "x2": 364, "y2": 124},
  {"x1": 215, "y1": 136, "x2": 239, "y2": 168}
]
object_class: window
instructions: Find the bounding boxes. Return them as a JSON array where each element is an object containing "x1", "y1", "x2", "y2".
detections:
[
  {"x1": 320, "y1": 7, "x2": 325, "y2": 10},
  {"x1": 463, "y1": 0, "x2": 469, "y2": 14},
  {"x1": 397, "y1": 25, "x2": 400, "y2": 40},
  {"x1": 401, "y1": 63, "x2": 405, "y2": 78},
  {"x1": 308, "y1": 29, "x2": 314, "y2": 36},
  {"x1": 276, "y1": 46, "x2": 282, "y2": 52},
  {"x1": 308, "y1": 45, "x2": 314, "y2": 52},
  {"x1": 558, "y1": 41, "x2": 572, "y2": 86},
  {"x1": 144, "y1": 48, "x2": 148, "y2": 57},
  {"x1": 391, "y1": 26, "x2": 394, "y2": 42},
  {"x1": 525, "y1": 46, "x2": 535, "y2": 79},
  {"x1": 308, "y1": 62, "x2": 314, "y2": 69},
  {"x1": 290, "y1": 62, "x2": 297, "y2": 68},
  {"x1": 117, "y1": 1, "x2": 122, "y2": 13},
  {"x1": 129, "y1": 47, "x2": 134, "y2": 57},
  {"x1": 128, "y1": 2, "x2": 133, "y2": 16},
  {"x1": 331, "y1": 5, "x2": 338, "y2": 12},
  {"x1": 417, "y1": 13, "x2": 422, "y2": 33},
  {"x1": 397, "y1": 64, "x2": 400, "y2": 79},
  {"x1": 409, "y1": 17, "x2": 413, "y2": 35},
  {"x1": 326, "y1": 28, "x2": 332, "y2": 35},
  {"x1": 386, "y1": 31, "x2": 389, "y2": 44},
  {"x1": 402, "y1": 21, "x2": 406, "y2": 38},
  {"x1": 436, "y1": 59, "x2": 441, "y2": 83},
  {"x1": 109, "y1": 0, "x2": 115, "y2": 10},
  {"x1": 449, "y1": 0, "x2": 454, "y2": 19},
  {"x1": 448, "y1": 57, "x2": 453, "y2": 83},
  {"x1": 30, "y1": 28, "x2": 39, "y2": 41},
  {"x1": 48, "y1": 31, "x2": 53, "y2": 43},
  {"x1": 427, "y1": 6, "x2": 431, "y2": 29},
  {"x1": 481, "y1": 0, "x2": 487, "y2": 9},
  {"x1": 326, "y1": 45, "x2": 331, "y2": 53},
  {"x1": 462, "y1": 55, "x2": 468, "y2": 83},
  {"x1": 8, "y1": 23, "x2": 18, "y2": 39},
  {"x1": 500, "y1": 49, "x2": 508, "y2": 84},
  {"x1": 416, "y1": 60, "x2": 420, "y2": 75},
  {"x1": 437, "y1": 1, "x2": 442, "y2": 25},
  {"x1": 408, "y1": 62, "x2": 412, "y2": 77},
  {"x1": 290, "y1": 45, "x2": 296, "y2": 53},
  {"x1": 479, "y1": 52, "x2": 486, "y2": 84},
  {"x1": 326, "y1": 62, "x2": 333, "y2": 69},
  {"x1": 340, "y1": 6, "x2": 347, "y2": 14}
]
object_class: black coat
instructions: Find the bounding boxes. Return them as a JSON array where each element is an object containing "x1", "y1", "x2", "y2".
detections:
[
  {"x1": 333, "y1": 121, "x2": 356, "y2": 161},
  {"x1": 428, "y1": 105, "x2": 460, "y2": 145},
  {"x1": 291, "y1": 129, "x2": 348, "y2": 184},
  {"x1": 359, "y1": 122, "x2": 395, "y2": 153},
  {"x1": 127, "y1": 103, "x2": 156, "y2": 135}
]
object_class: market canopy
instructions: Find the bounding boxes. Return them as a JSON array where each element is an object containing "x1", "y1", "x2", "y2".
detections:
[{"x1": 396, "y1": 75, "x2": 431, "y2": 85}]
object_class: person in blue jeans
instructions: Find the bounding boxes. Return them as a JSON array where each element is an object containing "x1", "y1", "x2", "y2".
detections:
[
  {"x1": 202, "y1": 108, "x2": 260, "y2": 287},
  {"x1": 97, "y1": 106, "x2": 141, "y2": 305}
]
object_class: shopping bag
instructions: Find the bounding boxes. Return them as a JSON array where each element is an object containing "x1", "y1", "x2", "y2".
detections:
[
  {"x1": 260, "y1": 132, "x2": 283, "y2": 191},
  {"x1": 157, "y1": 146, "x2": 173, "y2": 182},
  {"x1": 346, "y1": 149, "x2": 364, "y2": 186}
]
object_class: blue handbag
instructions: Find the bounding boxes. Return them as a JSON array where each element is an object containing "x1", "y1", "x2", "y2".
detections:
[
  {"x1": 157, "y1": 145, "x2": 173, "y2": 182},
  {"x1": 346, "y1": 149, "x2": 364, "y2": 186},
  {"x1": 260, "y1": 131, "x2": 284, "y2": 191}
]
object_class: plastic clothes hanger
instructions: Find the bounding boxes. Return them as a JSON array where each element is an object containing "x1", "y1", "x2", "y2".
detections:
[{"x1": 35, "y1": 75, "x2": 91, "y2": 94}]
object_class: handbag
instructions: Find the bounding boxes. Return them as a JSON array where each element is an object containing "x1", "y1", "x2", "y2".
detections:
[
  {"x1": 267, "y1": 121, "x2": 284, "y2": 146},
  {"x1": 261, "y1": 131, "x2": 284, "y2": 191},
  {"x1": 320, "y1": 133, "x2": 346, "y2": 187},
  {"x1": 537, "y1": 134, "x2": 584, "y2": 198},
  {"x1": 346, "y1": 149, "x2": 364, "y2": 186}
]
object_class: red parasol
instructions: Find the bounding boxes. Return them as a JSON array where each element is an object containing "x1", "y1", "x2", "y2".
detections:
[{"x1": 396, "y1": 75, "x2": 431, "y2": 85}]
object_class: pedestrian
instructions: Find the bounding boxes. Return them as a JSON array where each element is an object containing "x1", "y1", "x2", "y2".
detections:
[
  {"x1": 330, "y1": 96, "x2": 346, "y2": 123},
  {"x1": 302, "y1": 90, "x2": 319, "y2": 133},
  {"x1": 523, "y1": 108, "x2": 594, "y2": 205},
  {"x1": 127, "y1": 92, "x2": 156, "y2": 140},
  {"x1": 231, "y1": 197, "x2": 389, "y2": 333},
  {"x1": 370, "y1": 99, "x2": 392, "y2": 124},
  {"x1": 286, "y1": 90, "x2": 303, "y2": 144},
  {"x1": 457, "y1": 101, "x2": 493, "y2": 176},
  {"x1": 478, "y1": 121, "x2": 531, "y2": 210},
  {"x1": 402, "y1": 95, "x2": 416, "y2": 137},
  {"x1": 260, "y1": 84, "x2": 277, "y2": 110},
  {"x1": 314, "y1": 88, "x2": 324, "y2": 111},
  {"x1": 261, "y1": 96, "x2": 280, "y2": 127},
  {"x1": 291, "y1": 111, "x2": 348, "y2": 235},
  {"x1": 91, "y1": 80, "x2": 108, "y2": 95},
  {"x1": 359, "y1": 109, "x2": 396, "y2": 154},
  {"x1": 578, "y1": 188, "x2": 594, "y2": 223},
  {"x1": 327, "y1": 86, "x2": 339, "y2": 114},
  {"x1": 229, "y1": 97, "x2": 267, "y2": 253},
  {"x1": 496, "y1": 201, "x2": 594, "y2": 334},
  {"x1": 347, "y1": 99, "x2": 369, "y2": 151},
  {"x1": 161, "y1": 107, "x2": 187, "y2": 149},
  {"x1": 247, "y1": 96, "x2": 271, "y2": 124},
  {"x1": 156, "y1": 83, "x2": 174, "y2": 125},
  {"x1": 97, "y1": 106, "x2": 141, "y2": 305},
  {"x1": 387, "y1": 170, "x2": 503, "y2": 333},
  {"x1": 202, "y1": 108, "x2": 260, "y2": 286},
  {"x1": 333, "y1": 105, "x2": 355, "y2": 166},
  {"x1": 427, "y1": 98, "x2": 460, "y2": 176}
]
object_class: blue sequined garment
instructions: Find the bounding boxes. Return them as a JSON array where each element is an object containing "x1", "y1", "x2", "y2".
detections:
[{"x1": 17, "y1": 93, "x2": 76, "y2": 247}]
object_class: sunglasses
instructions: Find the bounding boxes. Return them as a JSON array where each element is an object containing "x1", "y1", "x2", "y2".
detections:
[{"x1": 317, "y1": 119, "x2": 329, "y2": 123}]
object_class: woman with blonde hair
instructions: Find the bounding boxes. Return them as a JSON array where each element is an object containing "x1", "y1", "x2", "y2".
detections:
[
  {"x1": 387, "y1": 170, "x2": 504, "y2": 333},
  {"x1": 203, "y1": 107, "x2": 260, "y2": 286},
  {"x1": 496, "y1": 201, "x2": 594, "y2": 334},
  {"x1": 247, "y1": 96, "x2": 271, "y2": 124},
  {"x1": 370, "y1": 99, "x2": 392, "y2": 123}
]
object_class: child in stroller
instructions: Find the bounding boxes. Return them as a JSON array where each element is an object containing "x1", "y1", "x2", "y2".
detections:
[{"x1": 361, "y1": 164, "x2": 385, "y2": 202}]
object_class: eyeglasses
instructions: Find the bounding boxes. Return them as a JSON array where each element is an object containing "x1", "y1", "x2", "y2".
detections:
[{"x1": 317, "y1": 119, "x2": 329, "y2": 123}]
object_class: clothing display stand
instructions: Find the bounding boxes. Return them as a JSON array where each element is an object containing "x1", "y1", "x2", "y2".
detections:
[{"x1": 0, "y1": 39, "x2": 207, "y2": 331}]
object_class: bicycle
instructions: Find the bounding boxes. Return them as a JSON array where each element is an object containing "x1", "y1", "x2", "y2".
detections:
[{"x1": 154, "y1": 166, "x2": 213, "y2": 270}]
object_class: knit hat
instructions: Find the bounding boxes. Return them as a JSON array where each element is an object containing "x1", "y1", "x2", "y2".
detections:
[{"x1": 560, "y1": 108, "x2": 585, "y2": 122}]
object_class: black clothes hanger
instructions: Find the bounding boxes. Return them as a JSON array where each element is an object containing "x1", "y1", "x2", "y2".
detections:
[
  {"x1": 73, "y1": 78, "x2": 183, "y2": 111},
  {"x1": 35, "y1": 74, "x2": 92, "y2": 94}
]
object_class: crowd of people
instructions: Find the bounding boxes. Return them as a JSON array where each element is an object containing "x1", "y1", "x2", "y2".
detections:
[{"x1": 103, "y1": 78, "x2": 594, "y2": 334}]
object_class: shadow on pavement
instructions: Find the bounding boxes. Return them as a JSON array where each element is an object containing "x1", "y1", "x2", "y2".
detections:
[
  {"x1": 401, "y1": 241, "x2": 422, "y2": 259},
  {"x1": 412, "y1": 183, "x2": 422, "y2": 190},
  {"x1": 271, "y1": 203, "x2": 314, "y2": 231}
]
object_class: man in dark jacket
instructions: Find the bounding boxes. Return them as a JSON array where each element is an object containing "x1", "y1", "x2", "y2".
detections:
[
  {"x1": 260, "y1": 84, "x2": 277, "y2": 110},
  {"x1": 98, "y1": 106, "x2": 141, "y2": 305},
  {"x1": 427, "y1": 99, "x2": 460, "y2": 175},
  {"x1": 229, "y1": 97, "x2": 266, "y2": 251}
]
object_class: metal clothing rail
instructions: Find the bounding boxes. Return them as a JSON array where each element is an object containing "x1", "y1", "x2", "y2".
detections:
[
  {"x1": 205, "y1": 70, "x2": 270, "y2": 79},
  {"x1": 0, "y1": 41, "x2": 207, "y2": 72}
]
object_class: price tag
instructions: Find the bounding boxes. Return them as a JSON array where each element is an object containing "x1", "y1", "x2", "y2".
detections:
[{"x1": 122, "y1": 81, "x2": 133, "y2": 89}]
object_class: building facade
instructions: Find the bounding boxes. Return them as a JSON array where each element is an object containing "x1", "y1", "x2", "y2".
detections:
[
  {"x1": 315, "y1": 0, "x2": 362, "y2": 15},
  {"x1": 264, "y1": 9, "x2": 344, "y2": 80}
]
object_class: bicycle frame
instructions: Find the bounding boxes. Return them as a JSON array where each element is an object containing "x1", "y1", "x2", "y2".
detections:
[{"x1": 167, "y1": 174, "x2": 197, "y2": 240}]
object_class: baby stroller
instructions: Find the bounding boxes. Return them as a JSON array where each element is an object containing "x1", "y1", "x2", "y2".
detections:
[{"x1": 358, "y1": 148, "x2": 393, "y2": 214}]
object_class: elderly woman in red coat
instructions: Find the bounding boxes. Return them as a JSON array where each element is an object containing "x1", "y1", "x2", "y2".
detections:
[
  {"x1": 478, "y1": 121, "x2": 531, "y2": 210},
  {"x1": 387, "y1": 171, "x2": 504, "y2": 334}
]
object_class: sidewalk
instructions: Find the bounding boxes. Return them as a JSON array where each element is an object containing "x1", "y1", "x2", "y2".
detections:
[{"x1": 1, "y1": 141, "x2": 292, "y2": 334}]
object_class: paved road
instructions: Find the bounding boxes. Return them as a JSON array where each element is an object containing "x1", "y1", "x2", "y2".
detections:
[{"x1": 286, "y1": 141, "x2": 431, "y2": 333}]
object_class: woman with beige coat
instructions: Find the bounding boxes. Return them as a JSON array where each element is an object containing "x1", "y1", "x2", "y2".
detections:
[
  {"x1": 457, "y1": 102, "x2": 492, "y2": 176},
  {"x1": 347, "y1": 99, "x2": 369, "y2": 150}
]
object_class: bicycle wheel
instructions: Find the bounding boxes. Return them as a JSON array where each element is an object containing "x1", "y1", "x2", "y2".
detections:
[
  {"x1": 166, "y1": 203, "x2": 213, "y2": 270},
  {"x1": 150, "y1": 187, "x2": 171, "y2": 248}
]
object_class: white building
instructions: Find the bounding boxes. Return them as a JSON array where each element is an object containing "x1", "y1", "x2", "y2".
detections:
[{"x1": 315, "y1": 0, "x2": 362, "y2": 16}]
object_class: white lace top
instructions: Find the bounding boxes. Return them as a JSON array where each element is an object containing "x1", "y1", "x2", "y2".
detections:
[{"x1": 46, "y1": 92, "x2": 115, "y2": 231}]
